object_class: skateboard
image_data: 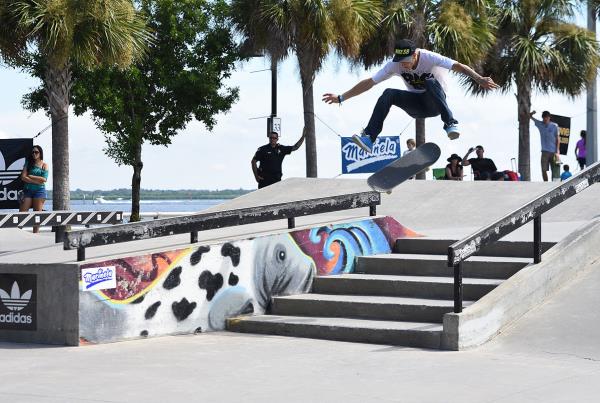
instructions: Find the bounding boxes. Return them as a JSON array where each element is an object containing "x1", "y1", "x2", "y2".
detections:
[{"x1": 367, "y1": 142, "x2": 441, "y2": 193}]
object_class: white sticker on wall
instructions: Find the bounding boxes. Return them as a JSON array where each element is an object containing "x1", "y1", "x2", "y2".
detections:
[{"x1": 81, "y1": 266, "x2": 117, "y2": 291}]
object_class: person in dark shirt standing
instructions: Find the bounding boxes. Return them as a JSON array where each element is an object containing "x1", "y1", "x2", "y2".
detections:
[
  {"x1": 462, "y1": 145, "x2": 504, "y2": 181},
  {"x1": 251, "y1": 128, "x2": 306, "y2": 188}
]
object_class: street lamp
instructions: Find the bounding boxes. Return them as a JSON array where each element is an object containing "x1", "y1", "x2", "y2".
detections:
[{"x1": 248, "y1": 54, "x2": 280, "y2": 137}]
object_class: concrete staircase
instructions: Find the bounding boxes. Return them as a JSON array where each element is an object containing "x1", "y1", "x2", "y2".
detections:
[{"x1": 227, "y1": 238, "x2": 554, "y2": 349}]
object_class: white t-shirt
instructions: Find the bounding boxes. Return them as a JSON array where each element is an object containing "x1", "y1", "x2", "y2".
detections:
[{"x1": 371, "y1": 49, "x2": 456, "y2": 93}]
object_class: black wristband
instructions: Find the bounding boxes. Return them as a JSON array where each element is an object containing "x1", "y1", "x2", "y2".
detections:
[{"x1": 338, "y1": 94, "x2": 343, "y2": 104}]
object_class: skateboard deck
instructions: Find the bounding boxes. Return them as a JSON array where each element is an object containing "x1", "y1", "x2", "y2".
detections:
[{"x1": 367, "y1": 142, "x2": 441, "y2": 193}]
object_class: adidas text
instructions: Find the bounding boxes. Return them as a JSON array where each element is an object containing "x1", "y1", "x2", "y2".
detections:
[
  {"x1": 0, "y1": 188, "x2": 18, "y2": 201},
  {"x1": 0, "y1": 311, "x2": 33, "y2": 324}
]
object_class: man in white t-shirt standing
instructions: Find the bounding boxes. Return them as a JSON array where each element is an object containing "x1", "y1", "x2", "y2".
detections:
[{"x1": 322, "y1": 39, "x2": 499, "y2": 153}]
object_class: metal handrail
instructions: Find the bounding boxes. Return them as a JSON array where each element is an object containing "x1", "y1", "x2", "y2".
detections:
[
  {"x1": 447, "y1": 162, "x2": 600, "y2": 313},
  {"x1": 65, "y1": 191, "x2": 381, "y2": 261}
]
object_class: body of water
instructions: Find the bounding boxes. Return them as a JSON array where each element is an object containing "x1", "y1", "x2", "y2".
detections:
[{"x1": 6, "y1": 199, "x2": 227, "y2": 214}]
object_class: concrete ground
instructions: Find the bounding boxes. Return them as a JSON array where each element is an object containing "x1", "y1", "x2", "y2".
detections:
[
  {"x1": 1, "y1": 261, "x2": 599, "y2": 402},
  {"x1": 1, "y1": 178, "x2": 600, "y2": 402}
]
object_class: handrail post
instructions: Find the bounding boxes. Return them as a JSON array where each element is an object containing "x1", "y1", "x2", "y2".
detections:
[
  {"x1": 533, "y1": 215, "x2": 542, "y2": 263},
  {"x1": 54, "y1": 225, "x2": 66, "y2": 243},
  {"x1": 77, "y1": 247, "x2": 86, "y2": 262},
  {"x1": 453, "y1": 263, "x2": 463, "y2": 313},
  {"x1": 369, "y1": 204, "x2": 377, "y2": 216},
  {"x1": 191, "y1": 231, "x2": 198, "y2": 244},
  {"x1": 287, "y1": 217, "x2": 295, "y2": 229}
]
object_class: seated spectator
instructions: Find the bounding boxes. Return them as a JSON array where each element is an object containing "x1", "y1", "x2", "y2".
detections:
[
  {"x1": 560, "y1": 164, "x2": 572, "y2": 181},
  {"x1": 462, "y1": 145, "x2": 504, "y2": 181},
  {"x1": 445, "y1": 154, "x2": 463, "y2": 180}
]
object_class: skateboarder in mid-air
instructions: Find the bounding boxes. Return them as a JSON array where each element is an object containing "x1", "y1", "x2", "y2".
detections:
[{"x1": 322, "y1": 39, "x2": 499, "y2": 153}]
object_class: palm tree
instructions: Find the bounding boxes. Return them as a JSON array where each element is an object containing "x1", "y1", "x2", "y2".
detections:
[
  {"x1": 356, "y1": 0, "x2": 495, "y2": 178},
  {"x1": 0, "y1": 0, "x2": 150, "y2": 210},
  {"x1": 469, "y1": 0, "x2": 600, "y2": 180},
  {"x1": 231, "y1": 0, "x2": 381, "y2": 177}
]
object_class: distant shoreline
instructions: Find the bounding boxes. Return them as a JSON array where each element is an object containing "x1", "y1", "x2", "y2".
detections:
[{"x1": 45, "y1": 188, "x2": 253, "y2": 201}]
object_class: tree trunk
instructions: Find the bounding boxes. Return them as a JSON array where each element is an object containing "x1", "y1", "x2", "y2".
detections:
[
  {"x1": 516, "y1": 78, "x2": 532, "y2": 181},
  {"x1": 301, "y1": 80, "x2": 317, "y2": 177},
  {"x1": 130, "y1": 141, "x2": 143, "y2": 222},
  {"x1": 297, "y1": 51, "x2": 318, "y2": 178},
  {"x1": 415, "y1": 118, "x2": 426, "y2": 179},
  {"x1": 45, "y1": 62, "x2": 71, "y2": 210}
]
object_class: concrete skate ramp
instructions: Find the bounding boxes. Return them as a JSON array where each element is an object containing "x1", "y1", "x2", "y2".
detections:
[
  {"x1": 0, "y1": 228, "x2": 55, "y2": 254},
  {"x1": 1, "y1": 178, "x2": 599, "y2": 264},
  {"x1": 486, "y1": 245, "x2": 600, "y2": 359},
  {"x1": 209, "y1": 178, "x2": 600, "y2": 231},
  {"x1": 443, "y1": 217, "x2": 600, "y2": 350}
]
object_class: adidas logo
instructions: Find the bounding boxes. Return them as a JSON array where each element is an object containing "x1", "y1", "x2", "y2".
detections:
[
  {"x1": 0, "y1": 281, "x2": 32, "y2": 312},
  {"x1": 0, "y1": 150, "x2": 25, "y2": 186}
]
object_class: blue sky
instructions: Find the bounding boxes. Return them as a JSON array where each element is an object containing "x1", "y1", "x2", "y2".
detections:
[{"x1": 0, "y1": 48, "x2": 594, "y2": 190}]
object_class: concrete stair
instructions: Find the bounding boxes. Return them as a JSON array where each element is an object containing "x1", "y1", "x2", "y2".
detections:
[{"x1": 227, "y1": 238, "x2": 552, "y2": 348}]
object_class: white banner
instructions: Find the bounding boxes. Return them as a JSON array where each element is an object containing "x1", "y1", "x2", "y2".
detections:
[{"x1": 81, "y1": 266, "x2": 117, "y2": 291}]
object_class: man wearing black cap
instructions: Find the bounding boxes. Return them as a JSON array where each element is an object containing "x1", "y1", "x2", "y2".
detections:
[
  {"x1": 323, "y1": 39, "x2": 499, "y2": 153},
  {"x1": 251, "y1": 129, "x2": 306, "y2": 189}
]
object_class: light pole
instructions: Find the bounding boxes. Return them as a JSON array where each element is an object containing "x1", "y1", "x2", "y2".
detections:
[
  {"x1": 267, "y1": 57, "x2": 281, "y2": 136},
  {"x1": 249, "y1": 55, "x2": 280, "y2": 136},
  {"x1": 587, "y1": 2, "x2": 598, "y2": 164}
]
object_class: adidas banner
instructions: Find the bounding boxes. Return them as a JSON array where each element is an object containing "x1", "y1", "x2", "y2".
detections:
[
  {"x1": 0, "y1": 273, "x2": 37, "y2": 331},
  {"x1": 341, "y1": 136, "x2": 401, "y2": 174},
  {"x1": 0, "y1": 138, "x2": 32, "y2": 209}
]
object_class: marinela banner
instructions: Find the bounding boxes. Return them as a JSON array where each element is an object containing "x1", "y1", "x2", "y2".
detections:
[
  {"x1": 341, "y1": 136, "x2": 401, "y2": 174},
  {"x1": 551, "y1": 114, "x2": 571, "y2": 155},
  {"x1": 0, "y1": 138, "x2": 32, "y2": 209}
]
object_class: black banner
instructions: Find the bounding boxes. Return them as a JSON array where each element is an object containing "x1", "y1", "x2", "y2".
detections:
[
  {"x1": 0, "y1": 273, "x2": 37, "y2": 331},
  {"x1": 0, "y1": 138, "x2": 33, "y2": 209},
  {"x1": 551, "y1": 114, "x2": 571, "y2": 155}
]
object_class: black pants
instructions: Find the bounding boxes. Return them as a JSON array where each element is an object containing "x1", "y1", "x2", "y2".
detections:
[
  {"x1": 364, "y1": 78, "x2": 458, "y2": 139},
  {"x1": 258, "y1": 177, "x2": 281, "y2": 189}
]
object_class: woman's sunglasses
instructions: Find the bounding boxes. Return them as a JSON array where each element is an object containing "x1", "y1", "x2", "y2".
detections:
[{"x1": 32, "y1": 150, "x2": 40, "y2": 154}]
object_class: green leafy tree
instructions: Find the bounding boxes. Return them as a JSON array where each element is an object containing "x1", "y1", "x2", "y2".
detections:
[
  {"x1": 356, "y1": 0, "x2": 495, "y2": 178},
  {"x1": 67, "y1": 0, "x2": 239, "y2": 221},
  {"x1": 0, "y1": 0, "x2": 150, "y2": 211},
  {"x1": 467, "y1": 0, "x2": 600, "y2": 180},
  {"x1": 231, "y1": 0, "x2": 381, "y2": 177}
]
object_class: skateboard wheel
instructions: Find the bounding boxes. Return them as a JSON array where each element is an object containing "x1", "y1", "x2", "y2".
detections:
[{"x1": 386, "y1": 190, "x2": 392, "y2": 195}]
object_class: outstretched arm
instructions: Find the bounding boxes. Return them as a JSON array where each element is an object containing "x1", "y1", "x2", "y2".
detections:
[
  {"x1": 451, "y1": 63, "x2": 499, "y2": 90},
  {"x1": 292, "y1": 127, "x2": 306, "y2": 151},
  {"x1": 462, "y1": 148, "x2": 474, "y2": 166},
  {"x1": 322, "y1": 78, "x2": 376, "y2": 104}
]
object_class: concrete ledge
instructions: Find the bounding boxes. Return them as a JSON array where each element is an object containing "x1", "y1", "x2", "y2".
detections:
[
  {"x1": 0, "y1": 263, "x2": 79, "y2": 346},
  {"x1": 442, "y1": 217, "x2": 600, "y2": 350}
]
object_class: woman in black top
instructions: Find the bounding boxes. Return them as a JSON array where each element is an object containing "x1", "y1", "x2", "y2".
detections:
[{"x1": 445, "y1": 153, "x2": 463, "y2": 180}]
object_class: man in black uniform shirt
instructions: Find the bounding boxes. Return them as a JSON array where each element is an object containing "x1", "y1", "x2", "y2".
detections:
[
  {"x1": 462, "y1": 145, "x2": 504, "y2": 181},
  {"x1": 251, "y1": 129, "x2": 306, "y2": 188}
]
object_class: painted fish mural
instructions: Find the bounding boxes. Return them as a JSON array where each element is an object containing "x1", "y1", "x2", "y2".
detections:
[{"x1": 79, "y1": 216, "x2": 417, "y2": 343}]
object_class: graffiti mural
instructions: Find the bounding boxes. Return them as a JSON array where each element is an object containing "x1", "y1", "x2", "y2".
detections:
[
  {"x1": 290, "y1": 216, "x2": 419, "y2": 275},
  {"x1": 79, "y1": 216, "x2": 417, "y2": 343}
]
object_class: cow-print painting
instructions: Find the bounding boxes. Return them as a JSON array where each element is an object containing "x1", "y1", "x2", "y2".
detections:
[
  {"x1": 78, "y1": 217, "x2": 415, "y2": 344},
  {"x1": 79, "y1": 233, "x2": 315, "y2": 343}
]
